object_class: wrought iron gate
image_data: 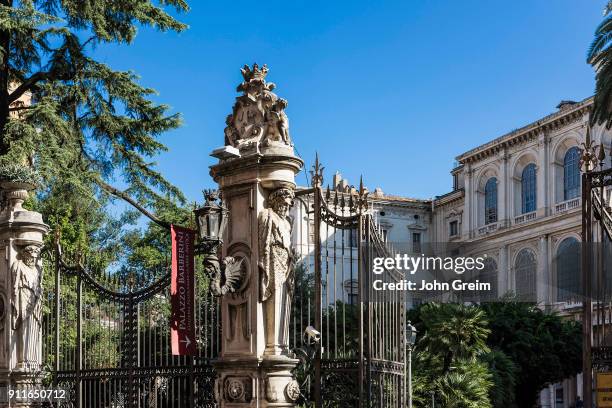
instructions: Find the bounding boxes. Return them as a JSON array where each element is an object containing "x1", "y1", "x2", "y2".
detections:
[
  {"x1": 582, "y1": 156, "x2": 612, "y2": 408},
  {"x1": 42, "y1": 240, "x2": 219, "y2": 408},
  {"x1": 290, "y1": 156, "x2": 406, "y2": 407}
]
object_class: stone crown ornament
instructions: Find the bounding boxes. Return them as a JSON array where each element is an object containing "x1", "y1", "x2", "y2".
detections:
[
  {"x1": 240, "y1": 63, "x2": 269, "y2": 82},
  {"x1": 225, "y1": 63, "x2": 293, "y2": 151}
]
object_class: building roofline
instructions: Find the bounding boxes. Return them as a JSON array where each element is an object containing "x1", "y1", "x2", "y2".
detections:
[
  {"x1": 295, "y1": 185, "x2": 430, "y2": 206},
  {"x1": 456, "y1": 96, "x2": 592, "y2": 165},
  {"x1": 433, "y1": 188, "x2": 464, "y2": 206}
]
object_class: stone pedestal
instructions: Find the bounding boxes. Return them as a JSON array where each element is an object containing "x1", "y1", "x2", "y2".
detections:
[
  {"x1": 0, "y1": 181, "x2": 49, "y2": 407},
  {"x1": 210, "y1": 64, "x2": 303, "y2": 407}
]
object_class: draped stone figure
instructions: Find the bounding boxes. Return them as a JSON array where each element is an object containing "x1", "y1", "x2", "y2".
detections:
[
  {"x1": 11, "y1": 244, "x2": 42, "y2": 370},
  {"x1": 258, "y1": 188, "x2": 295, "y2": 355}
]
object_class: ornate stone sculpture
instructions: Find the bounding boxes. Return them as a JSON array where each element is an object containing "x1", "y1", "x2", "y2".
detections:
[
  {"x1": 264, "y1": 98, "x2": 291, "y2": 146},
  {"x1": 203, "y1": 255, "x2": 246, "y2": 297},
  {"x1": 11, "y1": 243, "x2": 42, "y2": 370},
  {"x1": 223, "y1": 63, "x2": 293, "y2": 150},
  {"x1": 258, "y1": 188, "x2": 295, "y2": 355}
]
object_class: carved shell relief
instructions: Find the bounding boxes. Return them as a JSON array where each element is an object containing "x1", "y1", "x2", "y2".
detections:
[{"x1": 224, "y1": 63, "x2": 293, "y2": 149}]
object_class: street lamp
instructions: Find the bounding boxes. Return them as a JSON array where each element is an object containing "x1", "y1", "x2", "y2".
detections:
[
  {"x1": 194, "y1": 190, "x2": 244, "y2": 296},
  {"x1": 194, "y1": 189, "x2": 228, "y2": 255},
  {"x1": 406, "y1": 321, "x2": 417, "y2": 408}
]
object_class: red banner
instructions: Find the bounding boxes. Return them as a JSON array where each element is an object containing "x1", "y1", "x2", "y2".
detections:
[{"x1": 170, "y1": 225, "x2": 197, "y2": 356}]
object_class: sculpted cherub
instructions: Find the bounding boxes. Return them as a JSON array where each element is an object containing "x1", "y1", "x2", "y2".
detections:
[
  {"x1": 224, "y1": 114, "x2": 239, "y2": 146},
  {"x1": 264, "y1": 98, "x2": 291, "y2": 146}
]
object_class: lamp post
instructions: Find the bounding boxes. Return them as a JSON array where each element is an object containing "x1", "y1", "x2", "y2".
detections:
[
  {"x1": 407, "y1": 321, "x2": 417, "y2": 408},
  {"x1": 194, "y1": 190, "x2": 245, "y2": 297},
  {"x1": 194, "y1": 189, "x2": 228, "y2": 255}
]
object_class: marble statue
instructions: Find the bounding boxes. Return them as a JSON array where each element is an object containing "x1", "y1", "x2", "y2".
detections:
[
  {"x1": 258, "y1": 187, "x2": 295, "y2": 355},
  {"x1": 11, "y1": 244, "x2": 42, "y2": 370}
]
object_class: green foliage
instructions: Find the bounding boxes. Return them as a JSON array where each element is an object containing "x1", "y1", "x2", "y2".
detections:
[
  {"x1": 432, "y1": 359, "x2": 492, "y2": 408},
  {"x1": 409, "y1": 301, "x2": 581, "y2": 408},
  {"x1": 480, "y1": 301, "x2": 582, "y2": 408},
  {"x1": 417, "y1": 303, "x2": 490, "y2": 373},
  {"x1": 411, "y1": 303, "x2": 492, "y2": 408},
  {"x1": 0, "y1": 161, "x2": 40, "y2": 185},
  {"x1": 483, "y1": 349, "x2": 517, "y2": 408},
  {"x1": 588, "y1": 2, "x2": 612, "y2": 128},
  {"x1": 1, "y1": 0, "x2": 190, "y2": 258}
]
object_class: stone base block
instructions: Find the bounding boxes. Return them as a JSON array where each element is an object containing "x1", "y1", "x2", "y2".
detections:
[{"x1": 214, "y1": 356, "x2": 300, "y2": 408}]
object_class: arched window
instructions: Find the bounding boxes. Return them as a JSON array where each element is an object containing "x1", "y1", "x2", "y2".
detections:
[
  {"x1": 515, "y1": 249, "x2": 537, "y2": 302},
  {"x1": 563, "y1": 147, "x2": 581, "y2": 200},
  {"x1": 521, "y1": 164, "x2": 537, "y2": 214},
  {"x1": 556, "y1": 237, "x2": 581, "y2": 302},
  {"x1": 484, "y1": 178, "x2": 498, "y2": 225}
]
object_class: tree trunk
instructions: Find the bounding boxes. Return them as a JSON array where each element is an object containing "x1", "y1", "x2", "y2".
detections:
[{"x1": 0, "y1": 0, "x2": 12, "y2": 156}]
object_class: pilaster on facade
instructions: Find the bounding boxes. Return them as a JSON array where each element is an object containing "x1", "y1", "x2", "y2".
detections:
[
  {"x1": 498, "y1": 245, "x2": 509, "y2": 295},
  {"x1": 536, "y1": 130, "x2": 550, "y2": 219},
  {"x1": 537, "y1": 234, "x2": 550, "y2": 305}
]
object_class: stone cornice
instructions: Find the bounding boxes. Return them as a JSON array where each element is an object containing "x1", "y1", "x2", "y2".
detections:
[
  {"x1": 456, "y1": 97, "x2": 592, "y2": 165},
  {"x1": 433, "y1": 188, "x2": 465, "y2": 207}
]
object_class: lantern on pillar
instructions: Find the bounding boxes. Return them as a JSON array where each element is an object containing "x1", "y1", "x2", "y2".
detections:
[
  {"x1": 194, "y1": 189, "x2": 228, "y2": 255},
  {"x1": 194, "y1": 190, "x2": 244, "y2": 297}
]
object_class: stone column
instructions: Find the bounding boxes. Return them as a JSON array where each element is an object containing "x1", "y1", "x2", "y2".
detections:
[
  {"x1": 210, "y1": 64, "x2": 303, "y2": 407},
  {"x1": 0, "y1": 181, "x2": 49, "y2": 407}
]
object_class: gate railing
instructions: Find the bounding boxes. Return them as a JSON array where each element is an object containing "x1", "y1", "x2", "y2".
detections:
[
  {"x1": 581, "y1": 145, "x2": 612, "y2": 408},
  {"x1": 291, "y1": 155, "x2": 406, "y2": 408},
  {"x1": 42, "y1": 241, "x2": 220, "y2": 408}
]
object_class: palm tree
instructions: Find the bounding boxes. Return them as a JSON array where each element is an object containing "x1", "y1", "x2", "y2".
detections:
[
  {"x1": 587, "y1": 1, "x2": 612, "y2": 127},
  {"x1": 411, "y1": 303, "x2": 493, "y2": 408},
  {"x1": 418, "y1": 303, "x2": 491, "y2": 373}
]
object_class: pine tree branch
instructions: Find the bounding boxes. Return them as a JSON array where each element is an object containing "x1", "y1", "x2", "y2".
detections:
[
  {"x1": 7, "y1": 71, "x2": 50, "y2": 104},
  {"x1": 94, "y1": 177, "x2": 171, "y2": 231},
  {"x1": 77, "y1": 142, "x2": 172, "y2": 231}
]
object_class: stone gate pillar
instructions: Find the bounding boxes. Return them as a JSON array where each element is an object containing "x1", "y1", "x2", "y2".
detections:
[
  {"x1": 210, "y1": 64, "x2": 303, "y2": 407},
  {"x1": 0, "y1": 181, "x2": 49, "y2": 407}
]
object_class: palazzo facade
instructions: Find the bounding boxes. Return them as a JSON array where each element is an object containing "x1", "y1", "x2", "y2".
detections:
[{"x1": 291, "y1": 96, "x2": 611, "y2": 407}]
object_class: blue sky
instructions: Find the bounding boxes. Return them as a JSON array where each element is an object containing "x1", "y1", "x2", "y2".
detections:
[{"x1": 98, "y1": 0, "x2": 603, "y2": 203}]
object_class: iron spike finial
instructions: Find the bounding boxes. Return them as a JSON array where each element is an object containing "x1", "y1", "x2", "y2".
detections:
[
  {"x1": 586, "y1": 125, "x2": 592, "y2": 145},
  {"x1": 581, "y1": 126, "x2": 597, "y2": 173},
  {"x1": 355, "y1": 175, "x2": 369, "y2": 213},
  {"x1": 310, "y1": 152, "x2": 324, "y2": 188},
  {"x1": 598, "y1": 142, "x2": 607, "y2": 165}
]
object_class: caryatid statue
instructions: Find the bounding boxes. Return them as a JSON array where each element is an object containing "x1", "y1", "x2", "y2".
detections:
[
  {"x1": 11, "y1": 243, "x2": 43, "y2": 370},
  {"x1": 258, "y1": 187, "x2": 295, "y2": 355}
]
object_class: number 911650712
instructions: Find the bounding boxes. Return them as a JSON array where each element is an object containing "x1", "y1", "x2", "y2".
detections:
[{"x1": 1, "y1": 387, "x2": 68, "y2": 402}]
